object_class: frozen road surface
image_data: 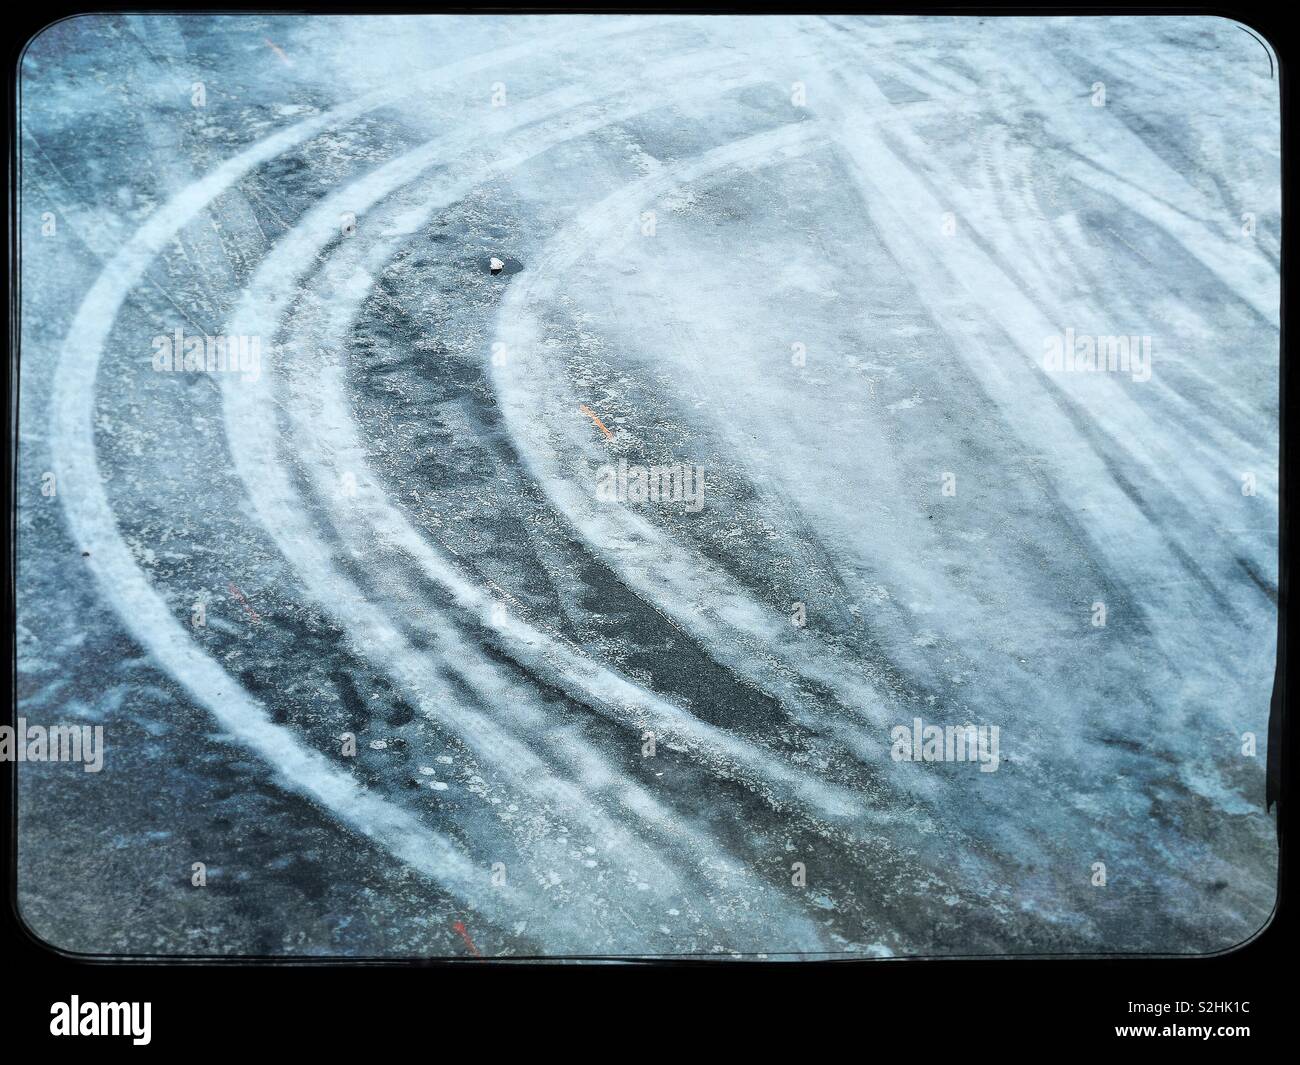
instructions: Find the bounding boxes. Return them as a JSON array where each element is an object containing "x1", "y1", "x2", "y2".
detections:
[{"x1": 16, "y1": 14, "x2": 1279, "y2": 958}]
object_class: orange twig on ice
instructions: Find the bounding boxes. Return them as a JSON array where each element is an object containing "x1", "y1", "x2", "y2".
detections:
[
  {"x1": 578, "y1": 404, "x2": 615, "y2": 441},
  {"x1": 452, "y1": 920, "x2": 482, "y2": 957},
  {"x1": 264, "y1": 38, "x2": 292, "y2": 65}
]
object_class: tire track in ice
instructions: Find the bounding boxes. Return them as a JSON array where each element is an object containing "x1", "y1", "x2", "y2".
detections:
[
  {"x1": 485, "y1": 121, "x2": 978, "y2": 784},
  {"x1": 971, "y1": 124, "x2": 1273, "y2": 467},
  {"x1": 36, "y1": 11, "x2": 1277, "y2": 957},
  {"x1": 842, "y1": 17, "x2": 1279, "y2": 330},
  {"x1": 857, "y1": 53, "x2": 1278, "y2": 533},
  {"x1": 821, "y1": 22, "x2": 1279, "y2": 486},
  {"x1": 277, "y1": 133, "x2": 898, "y2": 835},
  {"x1": 485, "y1": 24, "x2": 1270, "y2": 906},
  {"x1": 45, "y1": 17, "x2": 716, "y2": 949},
  {"x1": 222, "y1": 63, "x2": 845, "y2": 951},
  {"x1": 871, "y1": 39, "x2": 1278, "y2": 505},
  {"x1": 807, "y1": 26, "x2": 1275, "y2": 734}
]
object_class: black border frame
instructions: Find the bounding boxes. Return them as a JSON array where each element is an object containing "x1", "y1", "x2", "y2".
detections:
[{"x1": 4, "y1": 0, "x2": 1290, "y2": 1047}]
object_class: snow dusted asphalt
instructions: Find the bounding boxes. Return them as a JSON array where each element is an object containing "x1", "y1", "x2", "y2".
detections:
[{"x1": 16, "y1": 14, "x2": 1279, "y2": 957}]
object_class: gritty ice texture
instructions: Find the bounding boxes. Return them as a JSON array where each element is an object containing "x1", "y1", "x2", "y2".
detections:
[{"x1": 16, "y1": 14, "x2": 1279, "y2": 957}]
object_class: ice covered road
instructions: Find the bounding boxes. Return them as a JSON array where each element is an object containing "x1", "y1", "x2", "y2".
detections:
[{"x1": 16, "y1": 14, "x2": 1278, "y2": 957}]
